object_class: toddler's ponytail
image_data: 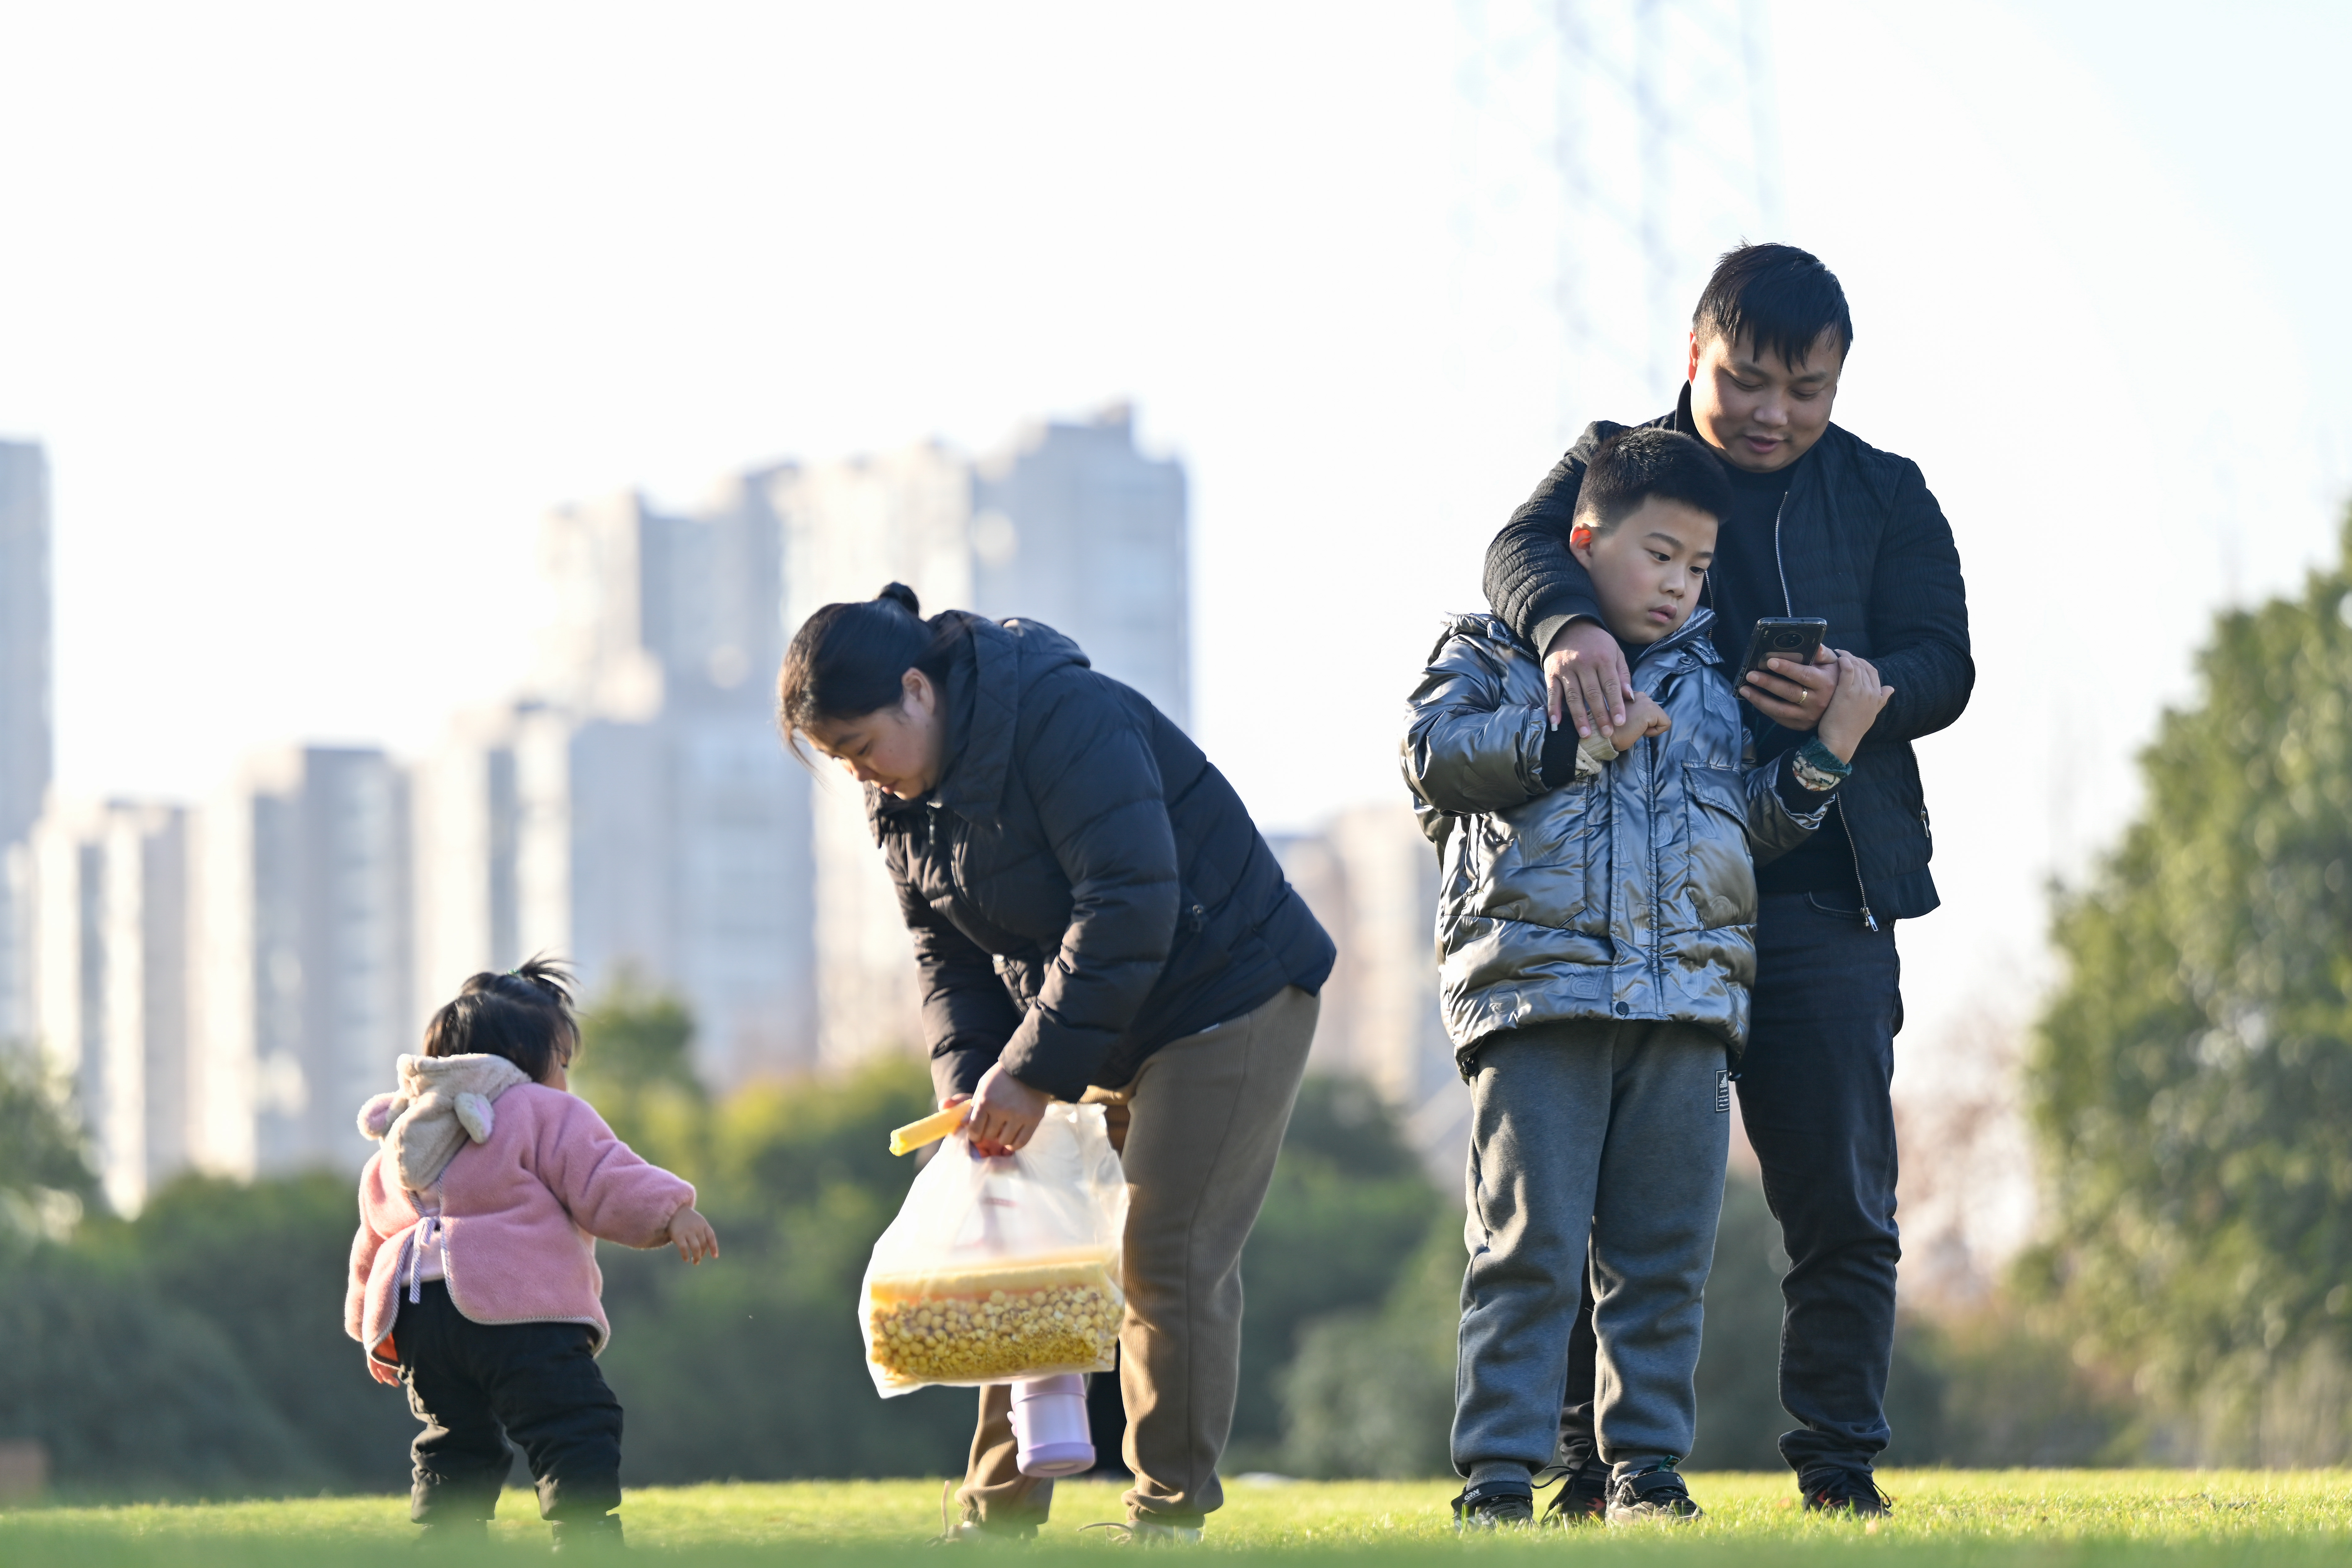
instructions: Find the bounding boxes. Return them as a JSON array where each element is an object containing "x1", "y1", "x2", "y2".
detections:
[{"x1": 422, "y1": 953, "x2": 579, "y2": 1082}]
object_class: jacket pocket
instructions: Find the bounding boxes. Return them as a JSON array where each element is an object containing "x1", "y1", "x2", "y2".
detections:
[
  {"x1": 1681, "y1": 764, "x2": 1757, "y2": 930},
  {"x1": 1492, "y1": 779, "x2": 1602, "y2": 932}
]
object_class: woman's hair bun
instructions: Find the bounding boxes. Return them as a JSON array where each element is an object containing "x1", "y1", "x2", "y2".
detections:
[{"x1": 877, "y1": 581, "x2": 921, "y2": 616}]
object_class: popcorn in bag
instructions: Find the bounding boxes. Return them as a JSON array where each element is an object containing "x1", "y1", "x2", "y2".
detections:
[{"x1": 860, "y1": 1102, "x2": 1129, "y2": 1396}]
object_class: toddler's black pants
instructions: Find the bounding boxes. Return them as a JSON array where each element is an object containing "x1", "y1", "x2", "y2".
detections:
[{"x1": 396, "y1": 1280, "x2": 624, "y2": 1523}]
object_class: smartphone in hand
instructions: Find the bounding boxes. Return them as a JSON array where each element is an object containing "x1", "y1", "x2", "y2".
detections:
[{"x1": 1736, "y1": 618, "x2": 1828, "y2": 685}]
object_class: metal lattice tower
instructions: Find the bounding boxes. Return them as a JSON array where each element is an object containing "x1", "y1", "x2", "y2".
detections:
[{"x1": 1454, "y1": 0, "x2": 1782, "y2": 440}]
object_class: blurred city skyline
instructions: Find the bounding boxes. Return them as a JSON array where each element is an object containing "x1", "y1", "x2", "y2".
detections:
[{"x1": 5, "y1": 2, "x2": 2351, "y2": 1239}]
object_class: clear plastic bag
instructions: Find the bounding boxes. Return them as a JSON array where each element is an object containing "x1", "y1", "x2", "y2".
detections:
[{"x1": 859, "y1": 1102, "x2": 1129, "y2": 1397}]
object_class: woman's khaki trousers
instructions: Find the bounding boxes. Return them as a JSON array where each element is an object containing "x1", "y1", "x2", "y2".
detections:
[{"x1": 954, "y1": 985, "x2": 1319, "y2": 1530}]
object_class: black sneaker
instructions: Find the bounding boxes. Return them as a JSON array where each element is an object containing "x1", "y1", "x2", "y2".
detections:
[
  {"x1": 1803, "y1": 1470, "x2": 1891, "y2": 1517},
  {"x1": 549, "y1": 1514, "x2": 625, "y2": 1552},
  {"x1": 1450, "y1": 1480, "x2": 1536, "y2": 1530},
  {"x1": 412, "y1": 1520, "x2": 487, "y2": 1548},
  {"x1": 1604, "y1": 1468, "x2": 1703, "y2": 1524},
  {"x1": 1536, "y1": 1458, "x2": 1610, "y2": 1525}
]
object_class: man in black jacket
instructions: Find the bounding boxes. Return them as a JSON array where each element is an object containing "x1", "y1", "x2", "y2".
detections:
[{"x1": 1482, "y1": 244, "x2": 1971, "y2": 1516}]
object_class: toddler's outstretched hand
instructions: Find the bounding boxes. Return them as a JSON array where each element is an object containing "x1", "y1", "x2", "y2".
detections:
[{"x1": 667, "y1": 1204, "x2": 720, "y2": 1265}]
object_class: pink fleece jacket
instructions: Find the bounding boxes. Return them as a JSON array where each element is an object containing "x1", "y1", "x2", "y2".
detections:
[{"x1": 345, "y1": 1082, "x2": 694, "y2": 1385}]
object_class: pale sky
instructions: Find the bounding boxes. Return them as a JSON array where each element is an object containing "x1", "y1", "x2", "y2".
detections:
[{"x1": 3, "y1": 1, "x2": 2348, "y2": 1096}]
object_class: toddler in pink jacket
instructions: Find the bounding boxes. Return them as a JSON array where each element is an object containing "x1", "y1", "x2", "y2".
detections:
[{"x1": 346, "y1": 958, "x2": 719, "y2": 1549}]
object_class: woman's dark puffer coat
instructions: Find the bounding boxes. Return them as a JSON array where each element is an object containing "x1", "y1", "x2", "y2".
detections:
[{"x1": 876, "y1": 613, "x2": 1334, "y2": 1104}]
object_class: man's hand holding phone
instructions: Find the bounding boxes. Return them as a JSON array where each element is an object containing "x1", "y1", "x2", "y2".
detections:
[{"x1": 1740, "y1": 644, "x2": 1839, "y2": 730}]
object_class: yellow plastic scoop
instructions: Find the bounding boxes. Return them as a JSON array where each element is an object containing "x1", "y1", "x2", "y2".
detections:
[{"x1": 888, "y1": 1104, "x2": 969, "y2": 1156}]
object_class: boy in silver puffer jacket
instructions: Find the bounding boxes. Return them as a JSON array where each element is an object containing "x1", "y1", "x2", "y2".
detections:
[{"x1": 1403, "y1": 429, "x2": 1890, "y2": 1527}]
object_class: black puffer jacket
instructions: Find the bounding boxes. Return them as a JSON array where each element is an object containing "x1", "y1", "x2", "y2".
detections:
[
  {"x1": 1483, "y1": 385, "x2": 1972, "y2": 923},
  {"x1": 877, "y1": 613, "x2": 1334, "y2": 1104}
]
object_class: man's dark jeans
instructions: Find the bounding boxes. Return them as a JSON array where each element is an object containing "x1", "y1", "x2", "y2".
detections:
[
  {"x1": 1555, "y1": 892, "x2": 1902, "y2": 1485},
  {"x1": 397, "y1": 1280, "x2": 624, "y2": 1523}
]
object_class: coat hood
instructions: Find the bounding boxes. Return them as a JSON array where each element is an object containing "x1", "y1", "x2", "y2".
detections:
[
  {"x1": 356, "y1": 1053, "x2": 532, "y2": 1193},
  {"x1": 869, "y1": 612, "x2": 1093, "y2": 839}
]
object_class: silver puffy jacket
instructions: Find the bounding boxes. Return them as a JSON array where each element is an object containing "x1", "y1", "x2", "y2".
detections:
[{"x1": 1401, "y1": 607, "x2": 1826, "y2": 1065}]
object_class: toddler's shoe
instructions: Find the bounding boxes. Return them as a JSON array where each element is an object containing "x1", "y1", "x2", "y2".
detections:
[{"x1": 1604, "y1": 1467, "x2": 1702, "y2": 1524}]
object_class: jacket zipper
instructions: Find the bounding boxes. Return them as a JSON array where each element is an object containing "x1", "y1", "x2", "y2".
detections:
[
  {"x1": 1779, "y1": 495, "x2": 1878, "y2": 932},
  {"x1": 1648, "y1": 710, "x2": 1667, "y2": 996}
]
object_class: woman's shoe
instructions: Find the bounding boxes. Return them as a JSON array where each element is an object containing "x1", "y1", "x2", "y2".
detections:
[{"x1": 549, "y1": 1514, "x2": 626, "y2": 1551}]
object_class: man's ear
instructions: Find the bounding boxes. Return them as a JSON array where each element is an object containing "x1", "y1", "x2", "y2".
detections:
[{"x1": 1686, "y1": 330, "x2": 1703, "y2": 382}]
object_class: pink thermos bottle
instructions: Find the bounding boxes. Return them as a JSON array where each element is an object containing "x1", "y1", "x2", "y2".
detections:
[{"x1": 1010, "y1": 1375, "x2": 1095, "y2": 1477}]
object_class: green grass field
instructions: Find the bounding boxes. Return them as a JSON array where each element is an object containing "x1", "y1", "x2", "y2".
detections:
[{"x1": 3, "y1": 1473, "x2": 2349, "y2": 1565}]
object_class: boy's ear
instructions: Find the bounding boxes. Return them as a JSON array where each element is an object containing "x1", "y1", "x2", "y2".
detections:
[{"x1": 1569, "y1": 521, "x2": 1597, "y2": 566}]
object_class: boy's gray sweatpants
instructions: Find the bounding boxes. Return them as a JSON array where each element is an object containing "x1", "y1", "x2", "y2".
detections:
[{"x1": 1454, "y1": 1019, "x2": 1730, "y2": 1483}]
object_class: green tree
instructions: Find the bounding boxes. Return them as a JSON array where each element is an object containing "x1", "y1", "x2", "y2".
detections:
[
  {"x1": 2028, "y1": 516, "x2": 2352, "y2": 1461},
  {"x1": 0, "y1": 1048, "x2": 100, "y2": 1238},
  {"x1": 571, "y1": 972, "x2": 708, "y2": 1163},
  {"x1": 104, "y1": 1173, "x2": 420, "y2": 1490},
  {"x1": 1226, "y1": 1076, "x2": 1447, "y2": 1461},
  {"x1": 594, "y1": 1058, "x2": 976, "y2": 1482},
  {"x1": 0, "y1": 1238, "x2": 325, "y2": 1497}
]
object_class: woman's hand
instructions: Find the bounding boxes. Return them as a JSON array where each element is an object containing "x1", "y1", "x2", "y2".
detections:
[
  {"x1": 960, "y1": 1063, "x2": 1051, "y2": 1155},
  {"x1": 666, "y1": 1204, "x2": 720, "y2": 1265},
  {"x1": 1815, "y1": 650, "x2": 1894, "y2": 763},
  {"x1": 939, "y1": 1092, "x2": 997, "y2": 1156}
]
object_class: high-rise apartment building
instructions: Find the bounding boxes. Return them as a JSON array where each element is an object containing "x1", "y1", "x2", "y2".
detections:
[
  {"x1": 970, "y1": 406, "x2": 1189, "y2": 727},
  {"x1": 30, "y1": 800, "x2": 192, "y2": 1214},
  {"x1": 1272, "y1": 804, "x2": 1464, "y2": 1180},
  {"x1": 767, "y1": 406, "x2": 1190, "y2": 1068},
  {"x1": 195, "y1": 746, "x2": 411, "y2": 1175},
  {"x1": 413, "y1": 474, "x2": 815, "y2": 1085},
  {"x1": 1, "y1": 441, "x2": 53, "y2": 1045}
]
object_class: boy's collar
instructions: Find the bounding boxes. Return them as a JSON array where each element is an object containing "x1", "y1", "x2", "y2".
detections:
[{"x1": 1626, "y1": 605, "x2": 1717, "y2": 670}]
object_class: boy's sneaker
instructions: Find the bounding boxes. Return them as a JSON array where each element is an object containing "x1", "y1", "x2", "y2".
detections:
[
  {"x1": 1536, "y1": 1458, "x2": 1611, "y2": 1525},
  {"x1": 1802, "y1": 1470, "x2": 1891, "y2": 1517},
  {"x1": 1450, "y1": 1480, "x2": 1536, "y2": 1530},
  {"x1": 1604, "y1": 1468, "x2": 1703, "y2": 1524}
]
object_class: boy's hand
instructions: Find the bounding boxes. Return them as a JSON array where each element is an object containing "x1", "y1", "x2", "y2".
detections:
[
  {"x1": 1741, "y1": 644, "x2": 1838, "y2": 730},
  {"x1": 1544, "y1": 619, "x2": 1635, "y2": 738},
  {"x1": 667, "y1": 1204, "x2": 719, "y2": 1265},
  {"x1": 1602, "y1": 692, "x2": 1671, "y2": 751},
  {"x1": 1815, "y1": 651, "x2": 1894, "y2": 763}
]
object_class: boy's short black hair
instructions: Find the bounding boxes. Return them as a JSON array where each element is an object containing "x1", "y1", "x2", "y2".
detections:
[
  {"x1": 421, "y1": 955, "x2": 577, "y2": 1083},
  {"x1": 1692, "y1": 242, "x2": 1853, "y2": 370},
  {"x1": 1574, "y1": 428, "x2": 1732, "y2": 536}
]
